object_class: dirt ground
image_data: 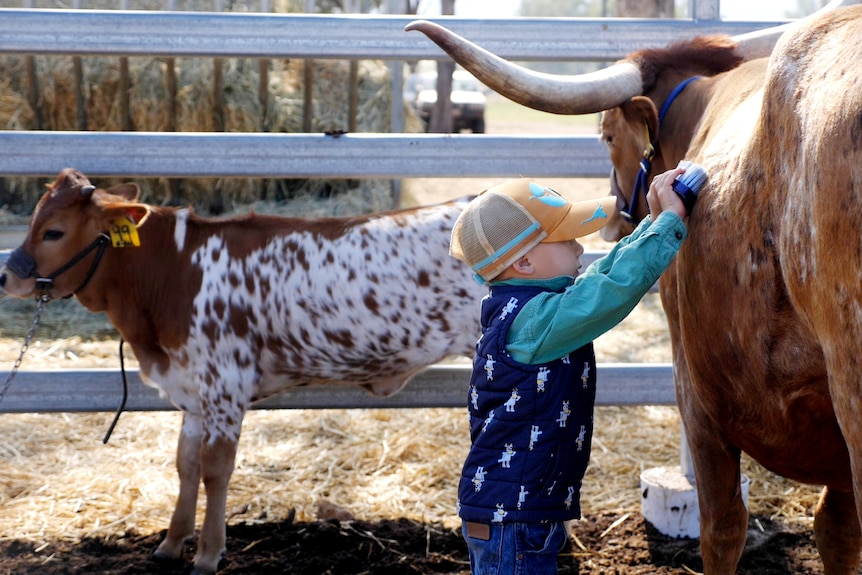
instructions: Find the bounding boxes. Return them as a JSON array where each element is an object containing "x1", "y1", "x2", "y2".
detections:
[
  {"x1": 0, "y1": 511, "x2": 824, "y2": 574},
  {"x1": 0, "y1": 114, "x2": 830, "y2": 574}
]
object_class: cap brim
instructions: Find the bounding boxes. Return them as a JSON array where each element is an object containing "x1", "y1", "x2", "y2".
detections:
[{"x1": 545, "y1": 196, "x2": 617, "y2": 241}]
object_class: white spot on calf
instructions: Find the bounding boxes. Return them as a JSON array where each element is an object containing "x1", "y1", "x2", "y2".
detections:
[{"x1": 174, "y1": 208, "x2": 189, "y2": 252}]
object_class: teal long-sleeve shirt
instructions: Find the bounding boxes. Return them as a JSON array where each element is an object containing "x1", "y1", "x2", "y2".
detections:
[{"x1": 492, "y1": 211, "x2": 687, "y2": 365}]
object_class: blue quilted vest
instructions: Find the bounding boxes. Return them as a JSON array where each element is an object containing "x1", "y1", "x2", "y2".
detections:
[{"x1": 458, "y1": 283, "x2": 597, "y2": 524}]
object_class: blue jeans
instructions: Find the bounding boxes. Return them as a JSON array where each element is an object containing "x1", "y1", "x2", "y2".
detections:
[{"x1": 461, "y1": 520, "x2": 568, "y2": 575}]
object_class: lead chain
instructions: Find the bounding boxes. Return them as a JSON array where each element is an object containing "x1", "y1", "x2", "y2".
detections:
[{"x1": 0, "y1": 294, "x2": 49, "y2": 403}]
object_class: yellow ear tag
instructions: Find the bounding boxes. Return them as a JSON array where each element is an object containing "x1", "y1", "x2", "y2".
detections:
[{"x1": 109, "y1": 215, "x2": 141, "y2": 247}]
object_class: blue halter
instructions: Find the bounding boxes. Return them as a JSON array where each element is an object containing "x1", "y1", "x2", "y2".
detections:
[{"x1": 619, "y1": 76, "x2": 701, "y2": 224}]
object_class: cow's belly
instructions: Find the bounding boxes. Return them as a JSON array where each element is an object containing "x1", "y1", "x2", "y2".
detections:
[
  {"x1": 670, "y1": 220, "x2": 853, "y2": 489},
  {"x1": 685, "y1": 371, "x2": 852, "y2": 489}
]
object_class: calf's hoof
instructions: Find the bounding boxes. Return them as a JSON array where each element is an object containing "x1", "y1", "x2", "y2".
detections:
[{"x1": 151, "y1": 548, "x2": 186, "y2": 570}]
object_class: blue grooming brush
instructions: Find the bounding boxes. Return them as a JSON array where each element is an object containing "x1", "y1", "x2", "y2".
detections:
[{"x1": 672, "y1": 160, "x2": 708, "y2": 213}]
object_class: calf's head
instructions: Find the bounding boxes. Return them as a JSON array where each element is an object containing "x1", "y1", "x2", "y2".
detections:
[{"x1": 0, "y1": 168, "x2": 149, "y2": 300}]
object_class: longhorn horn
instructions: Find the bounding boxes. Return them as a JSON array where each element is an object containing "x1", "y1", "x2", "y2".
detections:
[
  {"x1": 732, "y1": 0, "x2": 862, "y2": 59},
  {"x1": 81, "y1": 184, "x2": 96, "y2": 198},
  {"x1": 405, "y1": 19, "x2": 642, "y2": 115},
  {"x1": 404, "y1": 0, "x2": 860, "y2": 116}
]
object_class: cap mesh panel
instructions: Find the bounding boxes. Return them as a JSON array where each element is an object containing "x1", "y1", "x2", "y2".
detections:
[{"x1": 475, "y1": 194, "x2": 536, "y2": 264}]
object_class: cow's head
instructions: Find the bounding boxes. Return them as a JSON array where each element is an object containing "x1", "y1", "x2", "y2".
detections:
[
  {"x1": 600, "y1": 97, "x2": 660, "y2": 240},
  {"x1": 0, "y1": 168, "x2": 149, "y2": 300},
  {"x1": 405, "y1": 5, "x2": 846, "y2": 241}
]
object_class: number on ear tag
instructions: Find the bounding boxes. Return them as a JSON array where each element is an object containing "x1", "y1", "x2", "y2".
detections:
[{"x1": 109, "y1": 215, "x2": 141, "y2": 247}]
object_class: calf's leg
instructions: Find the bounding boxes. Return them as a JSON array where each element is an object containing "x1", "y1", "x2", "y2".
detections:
[
  {"x1": 155, "y1": 412, "x2": 203, "y2": 560},
  {"x1": 191, "y1": 434, "x2": 239, "y2": 574}
]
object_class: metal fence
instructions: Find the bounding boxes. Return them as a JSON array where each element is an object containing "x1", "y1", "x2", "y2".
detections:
[{"x1": 0, "y1": 4, "x2": 785, "y2": 413}]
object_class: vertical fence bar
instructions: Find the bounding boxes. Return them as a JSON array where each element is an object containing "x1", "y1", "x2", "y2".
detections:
[
  {"x1": 303, "y1": 0, "x2": 315, "y2": 132},
  {"x1": 347, "y1": 0, "x2": 361, "y2": 133},
  {"x1": 693, "y1": 0, "x2": 721, "y2": 20},
  {"x1": 164, "y1": 0, "x2": 181, "y2": 205},
  {"x1": 119, "y1": 0, "x2": 133, "y2": 131},
  {"x1": 387, "y1": 0, "x2": 406, "y2": 205},
  {"x1": 72, "y1": 0, "x2": 87, "y2": 131},
  {"x1": 212, "y1": 0, "x2": 225, "y2": 132},
  {"x1": 25, "y1": 57, "x2": 42, "y2": 130},
  {"x1": 23, "y1": 0, "x2": 42, "y2": 130},
  {"x1": 259, "y1": 0, "x2": 270, "y2": 200},
  {"x1": 259, "y1": 0, "x2": 271, "y2": 132}
]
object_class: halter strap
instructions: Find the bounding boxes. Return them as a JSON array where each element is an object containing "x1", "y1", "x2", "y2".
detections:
[
  {"x1": 620, "y1": 76, "x2": 702, "y2": 224},
  {"x1": 7, "y1": 233, "x2": 111, "y2": 300}
]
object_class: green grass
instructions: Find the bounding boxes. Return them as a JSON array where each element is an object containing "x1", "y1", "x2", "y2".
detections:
[
  {"x1": 484, "y1": 94, "x2": 601, "y2": 131},
  {"x1": 0, "y1": 296, "x2": 116, "y2": 341}
]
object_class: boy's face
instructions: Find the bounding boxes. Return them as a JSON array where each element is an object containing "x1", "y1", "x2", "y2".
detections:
[{"x1": 520, "y1": 239, "x2": 585, "y2": 279}]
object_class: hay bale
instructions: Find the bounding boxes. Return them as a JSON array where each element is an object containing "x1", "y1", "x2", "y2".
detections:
[{"x1": 0, "y1": 1, "x2": 425, "y2": 217}]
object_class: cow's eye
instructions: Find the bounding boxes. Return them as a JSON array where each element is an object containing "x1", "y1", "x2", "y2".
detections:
[
  {"x1": 43, "y1": 229, "x2": 64, "y2": 241},
  {"x1": 603, "y1": 135, "x2": 614, "y2": 148}
]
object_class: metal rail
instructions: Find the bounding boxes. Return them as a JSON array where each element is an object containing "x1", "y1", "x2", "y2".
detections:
[
  {"x1": 0, "y1": 9, "x2": 782, "y2": 62},
  {"x1": 0, "y1": 132, "x2": 611, "y2": 179},
  {"x1": 0, "y1": 364, "x2": 674, "y2": 413}
]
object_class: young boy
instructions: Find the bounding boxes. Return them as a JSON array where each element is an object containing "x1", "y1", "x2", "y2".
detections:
[{"x1": 449, "y1": 167, "x2": 689, "y2": 575}]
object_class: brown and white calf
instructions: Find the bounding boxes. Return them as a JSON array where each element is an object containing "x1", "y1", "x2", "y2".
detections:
[{"x1": 0, "y1": 168, "x2": 484, "y2": 574}]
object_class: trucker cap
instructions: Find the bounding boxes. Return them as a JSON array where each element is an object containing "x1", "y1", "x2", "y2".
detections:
[{"x1": 450, "y1": 179, "x2": 616, "y2": 282}]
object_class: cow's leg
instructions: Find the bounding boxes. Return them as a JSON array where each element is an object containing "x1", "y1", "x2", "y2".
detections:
[
  {"x1": 664, "y1": 264, "x2": 747, "y2": 574},
  {"x1": 819, "y1": 361, "x2": 862, "y2": 574},
  {"x1": 679, "y1": 395, "x2": 747, "y2": 575},
  {"x1": 690, "y1": 435, "x2": 747, "y2": 574},
  {"x1": 155, "y1": 412, "x2": 203, "y2": 560},
  {"x1": 813, "y1": 486, "x2": 862, "y2": 575}
]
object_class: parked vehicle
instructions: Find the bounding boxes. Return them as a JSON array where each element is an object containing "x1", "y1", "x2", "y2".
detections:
[{"x1": 405, "y1": 70, "x2": 487, "y2": 133}]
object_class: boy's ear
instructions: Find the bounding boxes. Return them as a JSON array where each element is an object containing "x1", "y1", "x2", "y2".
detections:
[{"x1": 511, "y1": 256, "x2": 534, "y2": 275}]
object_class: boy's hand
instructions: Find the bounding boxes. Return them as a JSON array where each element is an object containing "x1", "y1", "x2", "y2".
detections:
[{"x1": 647, "y1": 167, "x2": 688, "y2": 219}]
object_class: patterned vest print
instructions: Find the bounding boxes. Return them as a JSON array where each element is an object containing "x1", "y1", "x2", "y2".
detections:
[{"x1": 458, "y1": 284, "x2": 597, "y2": 524}]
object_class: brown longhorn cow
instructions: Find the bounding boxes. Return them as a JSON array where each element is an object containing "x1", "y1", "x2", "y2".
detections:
[
  {"x1": 408, "y1": 1, "x2": 862, "y2": 573},
  {"x1": 0, "y1": 169, "x2": 485, "y2": 574}
]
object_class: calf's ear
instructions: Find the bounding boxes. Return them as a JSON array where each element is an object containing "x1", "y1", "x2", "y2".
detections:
[
  {"x1": 96, "y1": 199, "x2": 152, "y2": 227},
  {"x1": 123, "y1": 204, "x2": 150, "y2": 225},
  {"x1": 105, "y1": 182, "x2": 141, "y2": 201}
]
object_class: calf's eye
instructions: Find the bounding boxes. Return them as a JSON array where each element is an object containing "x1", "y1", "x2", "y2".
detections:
[{"x1": 43, "y1": 229, "x2": 64, "y2": 241}]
